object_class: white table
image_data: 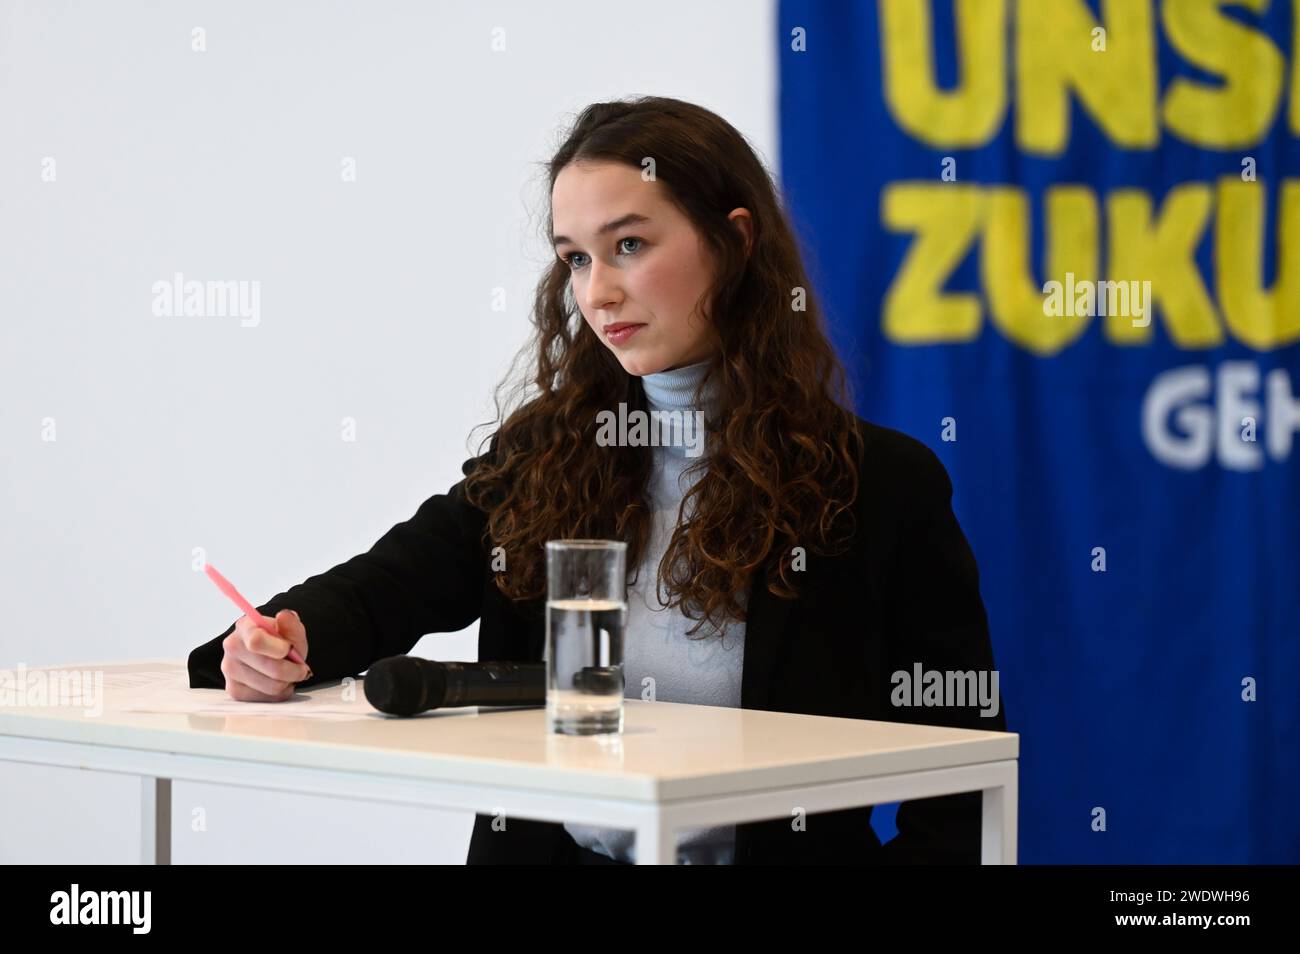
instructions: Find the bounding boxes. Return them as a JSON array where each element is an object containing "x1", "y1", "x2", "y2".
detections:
[{"x1": 0, "y1": 659, "x2": 1019, "y2": 864}]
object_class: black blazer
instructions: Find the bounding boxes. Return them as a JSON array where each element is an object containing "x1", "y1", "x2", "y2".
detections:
[{"x1": 188, "y1": 417, "x2": 1006, "y2": 865}]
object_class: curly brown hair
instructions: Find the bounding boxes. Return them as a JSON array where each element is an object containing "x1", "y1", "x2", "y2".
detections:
[{"x1": 464, "y1": 95, "x2": 864, "y2": 636}]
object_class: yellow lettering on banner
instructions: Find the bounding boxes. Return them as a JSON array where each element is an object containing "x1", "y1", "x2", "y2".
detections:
[
  {"x1": 984, "y1": 186, "x2": 1098, "y2": 355},
  {"x1": 1017, "y1": 0, "x2": 1157, "y2": 155},
  {"x1": 1291, "y1": 0, "x2": 1300, "y2": 136},
  {"x1": 880, "y1": 179, "x2": 1300, "y2": 353},
  {"x1": 1216, "y1": 178, "x2": 1300, "y2": 350},
  {"x1": 881, "y1": 183, "x2": 984, "y2": 342},
  {"x1": 879, "y1": 0, "x2": 1007, "y2": 147},
  {"x1": 1106, "y1": 185, "x2": 1222, "y2": 347},
  {"x1": 1162, "y1": 0, "x2": 1284, "y2": 149}
]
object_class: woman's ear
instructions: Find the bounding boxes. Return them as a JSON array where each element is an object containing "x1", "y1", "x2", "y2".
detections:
[{"x1": 728, "y1": 208, "x2": 754, "y2": 257}]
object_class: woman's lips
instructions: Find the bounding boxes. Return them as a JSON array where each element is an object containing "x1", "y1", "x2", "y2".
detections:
[{"x1": 604, "y1": 323, "x2": 646, "y2": 345}]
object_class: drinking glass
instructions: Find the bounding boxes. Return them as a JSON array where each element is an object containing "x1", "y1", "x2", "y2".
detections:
[{"x1": 545, "y1": 540, "x2": 627, "y2": 735}]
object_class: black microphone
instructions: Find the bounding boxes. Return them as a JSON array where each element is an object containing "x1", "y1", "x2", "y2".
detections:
[{"x1": 364, "y1": 656, "x2": 546, "y2": 716}]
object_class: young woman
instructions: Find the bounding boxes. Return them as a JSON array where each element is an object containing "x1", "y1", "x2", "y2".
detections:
[{"x1": 188, "y1": 96, "x2": 1004, "y2": 865}]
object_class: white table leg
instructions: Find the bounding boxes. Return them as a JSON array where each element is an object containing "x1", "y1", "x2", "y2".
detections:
[
  {"x1": 634, "y1": 816, "x2": 677, "y2": 865},
  {"x1": 141, "y1": 777, "x2": 171, "y2": 865},
  {"x1": 980, "y1": 762, "x2": 1017, "y2": 864}
]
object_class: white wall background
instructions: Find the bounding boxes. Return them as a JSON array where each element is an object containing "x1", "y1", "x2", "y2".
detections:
[{"x1": 0, "y1": 0, "x2": 777, "y2": 862}]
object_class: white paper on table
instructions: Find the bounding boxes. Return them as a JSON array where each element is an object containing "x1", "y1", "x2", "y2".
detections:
[
  {"x1": 103, "y1": 671, "x2": 182, "y2": 692},
  {"x1": 121, "y1": 673, "x2": 381, "y2": 721}
]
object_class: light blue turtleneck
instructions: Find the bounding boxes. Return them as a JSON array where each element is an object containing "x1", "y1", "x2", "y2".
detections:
[{"x1": 562, "y1": 357, "x2": 746, "y2": 865}]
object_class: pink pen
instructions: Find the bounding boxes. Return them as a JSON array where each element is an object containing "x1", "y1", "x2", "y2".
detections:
[{"x1": 203, "y1": 563, "x2": 312, "y2": 679}]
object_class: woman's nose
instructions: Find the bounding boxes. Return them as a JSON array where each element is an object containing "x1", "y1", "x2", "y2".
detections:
[{"x1": 583, "y1": 257, "x2": 623, "y2": 310}]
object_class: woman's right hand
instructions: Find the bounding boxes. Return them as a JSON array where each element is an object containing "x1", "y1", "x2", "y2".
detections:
[{"x1": 221, "y1": 609, "x2": 312, "y2": 702}]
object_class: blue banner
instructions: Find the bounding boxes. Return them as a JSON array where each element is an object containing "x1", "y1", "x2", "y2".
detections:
[{"x1": 779, "y1": 0, "x2": 1300, "y2": 862}]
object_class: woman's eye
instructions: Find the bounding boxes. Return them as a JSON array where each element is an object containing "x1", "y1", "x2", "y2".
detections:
[{"x1": 563, "y1": 238, "x2": 643, "y2": 271}]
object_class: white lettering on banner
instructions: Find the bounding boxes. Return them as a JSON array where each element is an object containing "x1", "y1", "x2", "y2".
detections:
[{"x1": 1142, "y1": 362, "x2": 1300, "y2": 470}]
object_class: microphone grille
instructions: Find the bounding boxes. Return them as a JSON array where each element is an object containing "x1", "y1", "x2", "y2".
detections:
[{"x1": 364, "y1": 656, "x2": 445, "y2": 716}]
